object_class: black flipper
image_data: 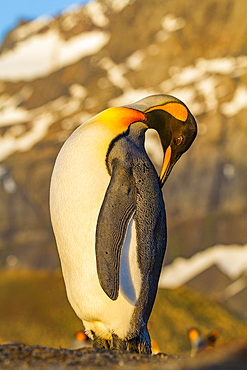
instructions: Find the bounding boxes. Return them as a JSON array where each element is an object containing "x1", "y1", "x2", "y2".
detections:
[{"x1": 95, "y1": 159, "x2": 137, "y2": 300}]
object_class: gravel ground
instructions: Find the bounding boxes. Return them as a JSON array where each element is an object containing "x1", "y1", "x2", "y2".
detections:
[{"x1": 0, "y1": 338, "x2": 247, "y2": 370}]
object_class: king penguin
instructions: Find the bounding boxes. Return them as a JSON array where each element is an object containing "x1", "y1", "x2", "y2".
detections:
[{"x1": 50, "y1": 94, "x2": 197, "y2": 354}]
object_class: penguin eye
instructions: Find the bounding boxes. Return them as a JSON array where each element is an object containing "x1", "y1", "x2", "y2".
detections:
[{"x1": 176, "y1": 135, "x2": 183, "y2": 145}]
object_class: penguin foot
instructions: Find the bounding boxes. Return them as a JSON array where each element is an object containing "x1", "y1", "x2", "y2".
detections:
[
  {"x1": 128, "y1": 337, "x2": 139, "y2": 353},
  {"x1": 112, "y1": 334, "x2": 127, "y2": 350},
  {"x1": 92, "y1": 332, "x2": 110, "y2": 350},
  {"x1": 91, "y1": 328, "x2": 151, "y2": 354},
  {"x1": 138, "y1": 340, "x2": 152, "y2": 355},
  {"x1": 139, "y1": 325, "x2": 152, "y2": 354},
  {"x1": 127, "y1": 331, "x2": 152, "y2": 355}
]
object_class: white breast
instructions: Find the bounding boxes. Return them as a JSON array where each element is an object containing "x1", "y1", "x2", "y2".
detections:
[{"x1": 50, "y1": 119, "x2": 142, "y2": 340}]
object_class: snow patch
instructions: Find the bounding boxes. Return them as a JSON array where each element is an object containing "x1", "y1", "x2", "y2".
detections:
[
  {"x1": 62, "y1": 3, "x2": 81, "y2": 15},
  {"x1": 106, "y1": 0, "x2": 135, "y2": 12},
  {"x1": 221, "y1": 85, "x2": 247, "y2": 116},
  {"x1": 69, "y1": 84, "x2": 87, "y2": 99},
  {"x1": 12, "y1": 17, "x2": 50, "y2": 41},
  {"x1": 160, "y1": 56, "x2": 247, "y2": 116},
  {"x1": 159, "y1": 244, "x2": 247, "y2": 289},
  {"x1": 156, "y1": 13, "x2": 185, "y2": 42},
  {"x1": 0, "y1": 107, "x2": 30, "y2": 126},
  {"x1": 126, "y1": 50, "x2": 145, "y2": 71},
  {"x1": 162, "y1": 14, "x2": 186, "y2": 32},
  {"x1": 0, "y1": 91, "x2": 90, "y2": 161},
  {"x1": 196, "y1": 57, "x2": 236, "y2": 75},
  {"x1": 196, "y1": 76, "x2": 219, "y2": 112},
  {"x1": 61, "y1": 10, "x2": 80, "y2": 31},
  {"x1": 99, "y1": 57, "x2": 130, "y2": 89},
  {"x1": 85, "y1": 1, "x2": 109, "y2": 27},
  {"x1": 0, "y1": 29, "x2": 110, "y2": 82},
  {"x1": 59, "y1": 31, "x2": 109, "y2": 66},
  {"x1": 0, "y1": 87, "x2": 33, "y2": 112},
  {"x1": 165, "y1": 57, "x2": 247, "y2": 87},
  {"x1": 222, "y1": 277, "x2": 247, "y2": 299}
]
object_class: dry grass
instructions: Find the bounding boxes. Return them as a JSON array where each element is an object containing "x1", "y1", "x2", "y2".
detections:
[{"x1": 0, "y1": 269, "x2": 246, "y2": 355}]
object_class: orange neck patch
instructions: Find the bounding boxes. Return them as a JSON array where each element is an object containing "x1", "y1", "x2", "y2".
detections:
[
  {"x1": 146, "y1": 102, "x2": 188, "y2": 122},
  {"x1": 98, "y1": 107, "x2": 145, "y2": 132}
]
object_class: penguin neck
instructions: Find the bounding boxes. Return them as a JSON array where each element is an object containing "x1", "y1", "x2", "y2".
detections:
[
  {"x1": 105, "y1": 121, "x2": 147, "y2": 176},
  {"x1": 145, "y1": 110, "x2": 172, "y2": 154}
]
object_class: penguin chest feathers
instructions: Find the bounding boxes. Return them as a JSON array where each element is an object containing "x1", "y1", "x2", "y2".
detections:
[{"x1": 50, "y1": 114, "x2": 167, "y2": 340}]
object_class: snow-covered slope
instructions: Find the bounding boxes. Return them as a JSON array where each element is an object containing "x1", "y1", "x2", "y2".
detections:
[
  {"x1": 160, "y1": 244, "x2": 247, "y2": 289},
  {"x1": 1, "y1": 52, "x2": 247, "y2": 162},
  {"x1": 159, "y1": 244, "x2": 247, "y2": 319},
  {"x1": 0, "y1": 30, "x2": 110, "y2": 81}
]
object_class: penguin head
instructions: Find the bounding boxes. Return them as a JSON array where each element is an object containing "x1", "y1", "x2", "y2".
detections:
[
  {"x1": 188, "y1": 328, "x2": 202, "y2": 344},
  {"x1": 125, "y1": 94, "x2": 197, "y2": 187},
  {"x1": 187, "y1": 328, "x2": 205, "y2": 356},
  {"x1": 98, "y1": 94, "x2": 197, "y2": 186}
]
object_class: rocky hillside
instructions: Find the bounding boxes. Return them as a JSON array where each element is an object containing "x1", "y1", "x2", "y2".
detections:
[
  {"x1": 160, "y1": 244, "x2": 247, "y2": 319},
  {"x1": 0, "y1": 0, "x2": 247, "y2": 269}
]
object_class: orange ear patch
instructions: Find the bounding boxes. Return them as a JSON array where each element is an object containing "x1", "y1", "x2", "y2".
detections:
[
  {"x1": 147, "y1": 102, "x2": 188, "y2": 122},
  {"x1": 99, "y1": 107, "x2": 145, "y2": 132},
  {"x1": 188, "y1": 329, "x2": 200, "y2": 341}
]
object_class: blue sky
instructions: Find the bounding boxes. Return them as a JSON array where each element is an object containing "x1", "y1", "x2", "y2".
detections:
[{"x1": 0, "y1": 0, "x2": 89, "y2": 45}]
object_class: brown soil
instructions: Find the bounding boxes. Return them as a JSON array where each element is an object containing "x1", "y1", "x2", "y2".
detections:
[{"x1": 1, "y1": 338, "x2": 247, "y2": 369}]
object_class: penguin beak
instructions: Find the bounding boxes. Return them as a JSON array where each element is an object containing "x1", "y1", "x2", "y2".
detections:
[
  {"x1": 160, "y1": 146, "x2": 180, "y2": 187},
  {"x1": 159, "y1": 146, "x2": 172, "y2": 187}
]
